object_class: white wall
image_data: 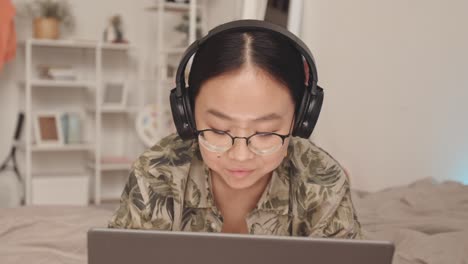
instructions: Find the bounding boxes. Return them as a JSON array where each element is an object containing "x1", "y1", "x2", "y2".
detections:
[{"x1": 302, "y1": 0, "x2": 468, "y2": 191}]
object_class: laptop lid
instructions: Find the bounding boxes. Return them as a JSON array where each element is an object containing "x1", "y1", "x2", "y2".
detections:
[{"x1": 88, "y1": 228, "x2": 394, "y2": 264}]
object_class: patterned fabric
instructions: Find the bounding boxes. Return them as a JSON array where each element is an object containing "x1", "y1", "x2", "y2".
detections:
[{"x1": 108, "y1": 133, "x2": 362, "y2": 238}]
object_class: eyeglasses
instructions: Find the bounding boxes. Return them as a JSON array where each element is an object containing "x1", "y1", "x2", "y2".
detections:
[{"x1": 196, "y1": 129, "x2": 291, "y2": 156}]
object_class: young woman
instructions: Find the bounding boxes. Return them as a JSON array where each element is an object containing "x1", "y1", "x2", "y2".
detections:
[{"x1": 108, "y1": 20, "x2": 362, "y2": 238}]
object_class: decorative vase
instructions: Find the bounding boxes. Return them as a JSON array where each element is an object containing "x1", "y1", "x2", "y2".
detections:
[{"x1": 34, "y1": 17, "x2": 60, "y2": 39}]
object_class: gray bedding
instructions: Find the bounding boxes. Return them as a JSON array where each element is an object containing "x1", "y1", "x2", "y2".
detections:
[
  {"x1": 0, "y1": 178, "x2": 467, "y2": 264},
  {"x1": 355, "y1": 178, "x2": 468, "y2": 264}
]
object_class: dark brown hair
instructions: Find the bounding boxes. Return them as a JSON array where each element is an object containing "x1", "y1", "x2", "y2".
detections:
[{"x1": 188, "y1": 30, "x2": 305, "y2": 115}]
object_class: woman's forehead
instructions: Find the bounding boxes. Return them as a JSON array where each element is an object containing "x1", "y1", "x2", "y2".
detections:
[
  {"x1": 207, "y1": 65, "x2": 283, "y2": 86},
  {"x1": 195, "y1": 66, "x2": 295, "y2": 119},
  {"x1": 205, "y1": 108, "x2": 286, "y2": 123}
]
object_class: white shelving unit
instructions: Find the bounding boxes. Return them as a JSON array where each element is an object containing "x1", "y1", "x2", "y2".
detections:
[
  {"x1": 31, "y1": 144, "x2": 94, "y2": 152},
  {"x1": 146, "y1": 0, "x2": 207, "y2": 141},
  {"x1": 30, "y1": 79, "x2": 96, "y2": 88},
  {"x1": 23, "y1": 38, "x2": 142, "y2": 206}
]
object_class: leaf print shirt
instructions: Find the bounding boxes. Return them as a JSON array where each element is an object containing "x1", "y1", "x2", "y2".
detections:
[{"x1": 108, "y1": 133, "x2": 362, "y2": 238}]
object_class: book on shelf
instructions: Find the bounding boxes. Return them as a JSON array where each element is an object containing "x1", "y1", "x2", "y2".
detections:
[{"x1": 37, "y1": 64, "x2": 78, "y2": 81}]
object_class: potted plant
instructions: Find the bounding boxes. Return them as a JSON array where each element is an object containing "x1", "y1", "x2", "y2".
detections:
[{"x1": 26, "y1": 0, "x2": 74, "y2": 39}]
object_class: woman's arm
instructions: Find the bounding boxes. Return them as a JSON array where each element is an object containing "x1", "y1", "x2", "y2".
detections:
[
  {"x1": 107, "y1": 157, "x2": 174, "y2": 230},
  {"x1": 318, "y1": 185, "x2": 363, "y2": 239},
  {"x1": 108, "y1": 167, "x2": 149, "y2": 229},
  {"x1": 292, "y1": 138, "x2": 363, "y2": 239}
]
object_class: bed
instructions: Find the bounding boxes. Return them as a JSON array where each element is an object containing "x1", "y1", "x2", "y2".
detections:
[{"x1": 1, "y1": 178, "x2": 467, "y2": 264}]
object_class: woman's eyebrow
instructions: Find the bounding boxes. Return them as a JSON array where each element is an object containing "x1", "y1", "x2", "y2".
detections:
[{"x1": 206, "y1": 109, "x2": 283, "y2": 122}]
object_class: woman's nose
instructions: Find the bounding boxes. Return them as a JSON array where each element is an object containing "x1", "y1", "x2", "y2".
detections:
[{"x1": 227, "y1": 138, "x2": 254, "y2": 161}]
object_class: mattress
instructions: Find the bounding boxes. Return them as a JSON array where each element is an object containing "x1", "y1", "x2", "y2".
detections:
[{"x1": 0, "y1": 178, "x2": 467, "y2": 264}]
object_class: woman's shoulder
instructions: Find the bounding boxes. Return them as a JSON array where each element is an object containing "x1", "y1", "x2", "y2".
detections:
[
  {"x1": 132, "y1": 133, "x2": 196, "y2": 181},
  {"x1": 109, "y1": 133, "x2": 196, "y2": 230},
  {"x1": 146, "y1": 132, "x2": 195, "y2": 159},
  {"x1": 288, "y1": 137, "x2": 349, "y2": 193},
  {"x1": 287, "y1": 138, "x2": 360, "y2": 238}
]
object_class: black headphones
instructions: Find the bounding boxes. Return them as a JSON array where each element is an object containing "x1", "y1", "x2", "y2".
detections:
[{"x1": 170, "y1": 19, "x2": 324, "y2": 140}]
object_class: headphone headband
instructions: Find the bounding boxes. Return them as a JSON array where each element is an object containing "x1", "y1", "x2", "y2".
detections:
[
  {"x1": 170, "y1": 19, "x2": 324, "y2": 140},
  {"x1": 175, "y1": 19, "x2": 319, "y2": 97}
]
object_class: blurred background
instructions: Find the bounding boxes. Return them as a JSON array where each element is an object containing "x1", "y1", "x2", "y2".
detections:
[{"x1": 0, "y1": 0, "x2": 467, "y2": 208}]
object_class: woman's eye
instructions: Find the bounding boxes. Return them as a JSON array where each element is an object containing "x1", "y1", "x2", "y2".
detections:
[
  {"x1": 211, "y1": 128, "x2": 228, "y2": 134},
  {"x1": 256, "y1": 132, "x2": 275, "y2": 138},
  {"x1": 256, "y1": 130, "x2": 279, "y2": 134}
]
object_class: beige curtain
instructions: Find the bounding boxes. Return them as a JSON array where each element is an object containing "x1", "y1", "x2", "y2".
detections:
[{"x1": 0, "y1": 0, "x2": 16, "y2": 72}]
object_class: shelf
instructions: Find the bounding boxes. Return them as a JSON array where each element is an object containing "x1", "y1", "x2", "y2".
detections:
[
  {"x1": 26, "y1": 39, "x2": 132, "y2": 50},
  {"x1": 30, "y1": 79, "x2": 95, "y2": 88},
  {"x1": 86, "y1": 106, "x2": 140, "y2": 114},
  {"x1": 32, "y1": 170, "x2": 90, "y2": 178},
  {"x1": 101, "y1": 106, "x2": 139, "y2": 114},
  {"x1": 101, "y1": 163, "x2": 132, "y2": 171},
  {"x1": 145, "y1": 2, "x2": 201, "y2": 12},
  {"x1": 88, "y1": 162, "x2": 132, "y2": 171},
  {"x1": 28, "y1": 38, "x2": 96, "y2": 49},
  {"x1": 101, "y1": 43, "x2": 132, "y2": 51},
  {"x1": 31, "y1": 143, "x2": 94, "y2": 152}
]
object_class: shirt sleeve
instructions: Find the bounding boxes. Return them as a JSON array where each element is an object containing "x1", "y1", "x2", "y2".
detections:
[
  {"x1": 107, "y1": 155, "x2": 163, "y2": 230},
  {"x1": 299, "y1": 141, "x2": 363, "y2": 239},
  {"x1": 107, "y1": 151, "x2": 178, "y2": 230},
  {"x1": 319, "y1": 184, "x2": 363, "y2": 239},
  {"x1": 108, "y1": 133, "x2": 196, "y2": 230},
  {"x1": 107, "y1": 167, "x2": 147, "y2": 229}
]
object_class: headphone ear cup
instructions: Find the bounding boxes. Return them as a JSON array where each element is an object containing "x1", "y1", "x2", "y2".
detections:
[
  {"x1": 292, "y1": 86, "x2": 324, "y2": 138},
  {"x1": 182, "y1": 90, "x2": 197, "y2": 135},
  {"x1": 170, "y1": 87, "x2": 197, "y2": 140}
]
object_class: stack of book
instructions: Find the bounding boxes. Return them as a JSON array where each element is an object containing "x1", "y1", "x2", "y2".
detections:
[{"x1": 37, "y1": 65, "x2": 77, "y2": 81}]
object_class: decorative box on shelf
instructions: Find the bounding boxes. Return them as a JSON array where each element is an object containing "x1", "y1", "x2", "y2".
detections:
[
  {"x1": 101, "y1": 156, "x2": 133, "y2": 171},
  {"x1": 31, "y1": 173, "x2": 90, "y2": 205}
]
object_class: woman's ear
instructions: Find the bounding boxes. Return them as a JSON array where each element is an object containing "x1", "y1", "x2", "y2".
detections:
[{"x1": 303, "y1": 59, "x2": 310, "y2": 85}]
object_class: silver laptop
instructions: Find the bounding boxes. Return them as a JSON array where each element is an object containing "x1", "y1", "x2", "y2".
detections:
[{"x1": 88, "y1": 228, "x2": 394, "y2": 264}]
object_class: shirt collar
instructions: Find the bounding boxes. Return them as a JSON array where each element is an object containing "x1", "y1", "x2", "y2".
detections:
[
  {"x1": 253, "y1": 160, "x2": 290, "y2": 216},
  {"x1": 184, "y1": 149, "x2": 216, "y2": 209},
  {"x1": 184, "y1": 145, "x2": 291, "y2": 217}
]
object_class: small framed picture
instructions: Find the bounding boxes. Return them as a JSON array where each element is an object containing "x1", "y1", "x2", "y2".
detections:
[
  {"x1": 34, "y1": 112, "x2": 64, "y2": 146},
  {"x1": 102, "y1": 82, "x2": 128, "y2": 108}
]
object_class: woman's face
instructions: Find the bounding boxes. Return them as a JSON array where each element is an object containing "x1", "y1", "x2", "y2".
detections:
[{"x1": 194, "y1": 66, "x2": 295, "y2": 190}]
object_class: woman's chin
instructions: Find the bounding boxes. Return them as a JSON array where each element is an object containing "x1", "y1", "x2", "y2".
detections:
[{"x1": 224, "y1": 180, "x2": 255, "y2": 190}]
